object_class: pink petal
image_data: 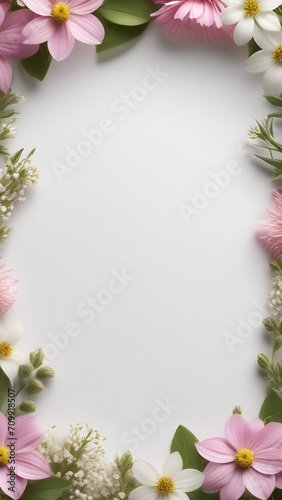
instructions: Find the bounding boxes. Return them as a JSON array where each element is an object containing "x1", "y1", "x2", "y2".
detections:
[
  {"x1": 48, "y1": 22, "x2": 75, "y2": 60},
  {"x1": 244, "y1": 468, "x2": 275, "y2": 500},
  {"x1": 0, "y1": 467, "x2": 27, "y2": 500},
  {"x1": 15, "y1": 415, "x2": 45, "y2": 452},
  {"x1": 0, "y1": 412, "x2": 8, "y2": 447},
  {"x1": 0, "y1": 55, "x2": 11, "y2": 93},
  {"x1": 224, "y1": 414, "x2": 252, "y2": 451},
  {"x1": 249, "y1": 422, "x2": 282, "y2": 453},
  {"x1": 67, "y1": 13, "x2": 104, "y2": 44},
  {"x1": 219, "y1": 466, "x2": 245, "y2": 500},
  {"x1": 249, "y1": 418, "x2": 265, "y2": 439},
  {"x1": 276, "y1": 471, "x2": 282, "y2": 489},
  {"x1": 189, "y1": 2, "x2": 205, "y2": 20},
  {"x1": 69, "y1": 0, "x2": 103, "y2": 14},
  {"x1": 14, "y1": 450, "x2": 52, "y2": 479},
  {"x1": 175, "y1": 1, "x2": 193, "y2": 20},
  {"x1": 196, "y1": 438, "x2": 235, "y2": 463},
  {"x1": 202, "y1": 462, "x2": 236, "y2": 490},
  {"x1": 0, "y1": 1, "x2": 10, "y2": 26},
  {"x1": 0, "y1": 11, "x2": 39, "y2": 59},
  {"x1": 23, "y1": 0, "x2": 53, "y2": 16},
  {"x1": 23, "y1": 16, "x2": 56, "y2": 45},
  {"x1": 252, "y1": 449, "x2": 282, "y2": 475}
]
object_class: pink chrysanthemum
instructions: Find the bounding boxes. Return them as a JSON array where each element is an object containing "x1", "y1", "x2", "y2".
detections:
[
  {"x1": 0, "y1": 265, "x2": 17, "y2": 318},
  {"x1": 151, "y1": 0, "x2": 235, "y2": 42},
  {"x1": 257, "y1": 189, "x2": 282, "y2": 260},
  {"x1": 196, "y1": 414, "x2": 282, "y2": 500}
]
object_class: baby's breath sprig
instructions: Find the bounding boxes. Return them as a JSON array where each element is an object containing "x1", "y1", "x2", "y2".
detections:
[{"x1": 0, "y1": 89, "x2": 23, "y2": 156}]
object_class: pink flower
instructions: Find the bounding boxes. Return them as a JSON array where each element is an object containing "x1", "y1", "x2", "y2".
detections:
[
  {"x1": 0, "y1": 412, "x2": 52, "y2": 499},
  {"x1": 0, "y1": 0, "x2": 10, "y2": 25},
  {"x1": 195, "y1": 414, "x2": 282, "y2": 500},
  {"x1": 151, "y1": 0, "x2": 234, "y2": 41},
  {"x1": 0, "y1": 9, "x2": 39, "y2": 92},
  {"x1": 0, "y1": 265, "x2": 17, "y2": 318},
  {"x1": 257, "y1": 189, "x2": 282, "y2": 260},
  {"x1": 22, "y1": 0, "x2": 105, "y2": 61}
]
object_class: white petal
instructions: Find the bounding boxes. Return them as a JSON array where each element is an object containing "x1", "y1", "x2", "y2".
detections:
[
  {"x1": 163, "y1": 453, "x2": 183, "y2": 478},
  {"x1": 11, "y1": 348, "x2": 27, "y2": 364},
  {"x1": 255, "y1": 11, "x2": 281, "y2": 31},
  {"x1": 0, "y1": 359, "x2": 18, "y2": 386},
  {"x1": 174, "y1": 469, "x2": 204, "y2": 492},
  {"x1": 6, "y1": 323, "x2": 22, "y2": 346},
  {"x1": 170, "y1": 492, "x2": 188, "y2": 500},
  {"x1": 253, "y1": 23, "x2": 277, "y2": 48},
  {"x1": 132, "y1": 461, "x2": 159, "y2": 486},
  {"x1": 245, "y1": 49, "x2": 274, "y2": 72},
  {"x1": 220, "y1": 6, "x2": 244, "y2": 24},
  {"x1": 234, "y1": 15, "x2": 255, "y2": 45},
  {"x1": 260, "y1": 0, "x2": 282, "y2": 10},
  {"x1": 129, "y1": 486, "x2": 159, "y2": 500},
  {"x1": 263, "y1": 64, "x2": 282, "y2": 96}
]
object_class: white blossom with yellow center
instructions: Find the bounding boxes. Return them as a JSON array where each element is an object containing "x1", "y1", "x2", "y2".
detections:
[
  {"x1": 129, "y1": 452, "x2": 204, "y2": 500},
  {"x1": 0, "y1": 324, "x2": 26, "y2": 385},
  {"x1": 220, "y1": 0, "x2": 281, "y2": 46}
]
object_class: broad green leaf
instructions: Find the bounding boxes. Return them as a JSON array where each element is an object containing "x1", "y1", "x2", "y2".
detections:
[
  {"x1": 20, "y1": 477, "x2": 70, "y2": 500},
  {"x1": 254, "y1": 155, "x2": 282, "y2": 170},
  {"x1": 98, "y1": 0, "x2": 159, "y2": 26},
  {"x1": 96, "y1": 13, "x2": 149, "y2": 52},
  {"x1": 265, "y1": 96, "x2": 282, "y2": 108},
  {"x1": 21, "y1": 43, "x2": 52, "y2": 82},
  {"x1": 171, "y1": 425, "x2": 204, "y2": 471},
  {"x1": 248, "y1": 38, "x2": 261, "y2": 57},
  {"x1": 259, "y1": 390, "x2": 282, "y2": 423},
  {"x1": 0, "y1": 367, "x2": 11, "y2": 413}
]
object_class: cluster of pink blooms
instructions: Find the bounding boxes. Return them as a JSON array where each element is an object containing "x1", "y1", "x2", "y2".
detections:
[
  {"x1": 0, "y1": 265, "x2": 17, "y2": 318},
  {"x1": 258, "y1": 189, "x2": 282, "y2": 260},
  {"x1": 196, "y1": 413, "x2": 282, "y2": 500}
]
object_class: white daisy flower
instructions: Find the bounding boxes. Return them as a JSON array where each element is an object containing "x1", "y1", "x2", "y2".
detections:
[
  {"x1": 245, "y1": 30, "x2": 282, "y2": 96},
  {"x1": 129, "y1": 452, "x2": 204, "y2": 500},
  {"x1": 220, "y1": 0, "x2": 281, "y2": 46},
  {"x1": 0, "y1": 324, "x2": 26, "y2": 385}
]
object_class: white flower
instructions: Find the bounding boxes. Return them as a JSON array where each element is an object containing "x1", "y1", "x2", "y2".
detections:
[
  {"x1": 0, "y1": 324, "x2": 26, "y2": 384},
  {"x1": 129, "y1": 452, "x2": 204, "y2": 500},
  {"x1": 245, "y1": 30, "x2": 282, "y2": 96},
  {"x1": 220, "y1": 0, "x2": 281, "y2": 46}
]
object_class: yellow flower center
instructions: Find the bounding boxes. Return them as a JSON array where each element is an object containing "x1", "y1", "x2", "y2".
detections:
[
  {"x1": 273, "y1": 45, "x2": 282, "y2": 63},
  {"x1": 51, "y1": 3, "x2": 70, "y2": 22},
  {"x1": 243, "y1": 0, "x2": 261, "y2": 15},
  {"x1": 0, "y1": 447, "x2": 10, "y2": 465},
  {"x1": 235, "y1": 448, "x2": 254, "y2": 468},
  {"x1": 156, "y1": 476, "x2": 176, "y2": 494},
  {"x1": 0, "y1": 341, "x2": 13, "y2": 359}
]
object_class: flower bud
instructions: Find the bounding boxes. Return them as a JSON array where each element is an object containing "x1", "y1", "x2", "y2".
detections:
[
  {"x1": 36, "y1": 366, "x2": 55, "y2": 380},
  {"x1": 30, "y1": 348, "x2": 45, "y2": 369},
  {"x1": 18, "y1": 399, "x2": 37, "y2": 414},
  {"x1": 233, "y1": 406, "x2": 242, "y2": 415},
  {"x1": 18, "y1": 363, "x2": 33, "y2": 379},
  {"x1": 257, "y1": 353, "x2": 271, "y2": 371},
  {"x1": 27, "y1": 379, "x2": 44, "y2": 394}
]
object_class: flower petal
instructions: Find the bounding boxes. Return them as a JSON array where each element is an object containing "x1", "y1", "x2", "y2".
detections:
[
  {"x1": 0, "y1": 1, "x2": 10, "y2": 26},
  {"x1": 244, "y1": 467, "x2": 275, "y2": 500},
  {"x1": 0, "y1": 467, "x2": 27, "y2": 500},
  {"x1": 174, "y1": 2, "x2": 193, "y2": 20},
  {"x1": 245, "y1": 49, "x2": 274, "y2": 73},
  {"x1": 162, "y1": 452, "x2": 182, "y2": 478},
  {"x1": 129, "y1": 485, "x2": 159, "y2": 500},
  {"x1": 23, "y1": 16, "x2": 56, "y2": 45},
  {"x1": 255, "y1": 11, "x2": 281, "y2": 31},
  {"x1": 6, "y1": 324, "x2": 22, "y2": 347},
  {"x1": 249, "y1": 422, "x2": 282, "y2": 453},
  {"x1": 132, "y1": 460, "x2": 159, "y2": 486},
  {"x1": 173, "y1": 469, "x2": 204, "y2": 492},
  {"x1": 14, "y1": 450, "x2": 52, "y2": 479},
  {"x1": 11, "y1": 349, "x2": 27, "y2": 365},
  {"x1": 48, "y1": 22, "x2": 75, "y2": 61},
  {"x1": 67, "y1": 13, "x2": 104, "y2": 44},
  {"x1": 0, "y1": 359, "x2": 19, "y2": 386},
  {"x1": 202, "y1": 462, "x2": 236, "y2": 490},
  {"x1": 260, "y1": 0, "x2": 282, "y2": 8},
  {"x1": 252, "y1": 449, "x2": 282, "y2": 474},
  {"x1": 224, "y1": 414, "x2": 252, "y2": 451},
  {"x1": 15, "y1": 415, "x2": 45, "y2": 451},
  {"x1": 263, "y1": 63, "x2": 282, "y2": 97},
  {"x1": 0, "y1": 55, "x2": 11, "y2": 94},
  {"x1": 69, "y1": 0, "x2": 103, "y2": 14},
  {"x1": 220, "y1": 6, "x2": 244, "y2": 24},
  {"x1": 171, "y1": 492, "x2": 189, "y2": 500},
  {"x1": 220, "y1": 467, "x2": 245, "y2": 500},
  {"x1": 248, "y1": 419, "x2": 265, "y2": 438},
  {"x1": 23, "y1": 0, "x2": 53, "y2": 16},
  {"x1": 234, "y1": 15, "x2": 254, "y2": 45},
  {"x1": 195, "y1": 438, "x2": 235, "y2": 463},
  {"x1": 276, "y1": 471, "x2": 282, "y2": 489}
]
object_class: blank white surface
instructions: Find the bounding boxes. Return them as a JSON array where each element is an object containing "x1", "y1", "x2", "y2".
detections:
[{"x1": 1, "y1": 24, "x2": 276, "y2": 467}]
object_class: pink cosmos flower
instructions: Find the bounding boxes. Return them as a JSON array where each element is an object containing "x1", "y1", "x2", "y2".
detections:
[
  {"x1": 257, "y1": 189, "x2": 282, "y2": 260},
  {"x1": 22, "y1": 0, "x2": 105, "y2": 61},
  {"x1": 0, "y1": 0, "x2": 10, "y2": 25},
  {"x1": 151, "y1": 0, "x2": 234, "y2": 42},
  {"x1": 195, "y1": 414, "x2": 282, "y2": 500},
  {"x1": 0, "y1": 412, "x2": 52, "y2": 499},
  {"x1": 0, "y1": 9, "x2": 39, "y2": 92},
  {"x1": 0, "y1": 265, "x2": 17, "y2": 318}
]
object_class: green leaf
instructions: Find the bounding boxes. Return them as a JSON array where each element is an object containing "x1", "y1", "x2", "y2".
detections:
[
  {"x1": 265, "y1": 96, "x2": 282, "y2": 108},
  {"x1": 274, "y1": 336, "x2": 282, "y2": 353},
  {"x1": 97, "y1": 0, "x2": 159, "y2": 26},
  {"x1": 20, "y1": 477, "x2": 70, "y2": 500},
  {"x1": 96, "y1": 13, "x2": 149, "y2": 52},
  {"x1": 171, "y1": 425, "x2": 203, "y2": 470},
  {"x1": 248, "y1": 38, "x2": 261, "y2": 57},
  {"x1": 254, "y1": 155, "x2": 282, "y2": 170},
  {"x1": 0, "y1": 367, "x2": 10, "y2": 413},
  {"x1": 259, "y1": 390, "x2": 282, "y2": 423},
  {"x1": 21, "y1": 43, "x2": 52, "y2": 82}
]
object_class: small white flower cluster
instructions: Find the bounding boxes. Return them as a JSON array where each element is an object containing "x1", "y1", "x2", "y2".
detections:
[
  {"x1": 269, "y1": 274, "x2": 282, "y2": 320},
  {"x1": 0, "y1": 122, "x2": 16, "y2": 142},
  {"x1": 39, "y1": 424, "x2": 133, "y2": 500}
]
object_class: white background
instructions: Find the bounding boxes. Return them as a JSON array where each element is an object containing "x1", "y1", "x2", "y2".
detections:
[{"x1": 1, "y1": 23, "x2": 277, "y2": 467}]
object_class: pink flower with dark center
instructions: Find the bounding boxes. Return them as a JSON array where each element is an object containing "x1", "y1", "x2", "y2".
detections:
[
  {"x1": 0, "y1": 412, "x2": 52, "y2": 499},
  {"x1": 257, "y1": 189, "x2": 282, "y2": 260},
  {"x1": 151, "y1": 0, "x2": 235, "y2": 42},
  {"x1": 0, "y1": 9, "x2": 39, "y2": 92},
  {"x1": 0, "y1": 265, "x2": 17, "y2": 318},
  {"x1": 195, "y1": 414, "x2": 282, "y2": 500},
  {"x1": 22, "y1": 0, "x2": 105, "y2": 61}
]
